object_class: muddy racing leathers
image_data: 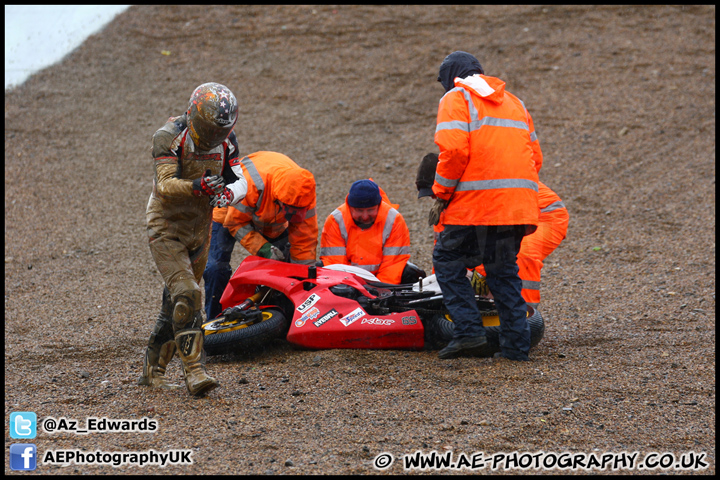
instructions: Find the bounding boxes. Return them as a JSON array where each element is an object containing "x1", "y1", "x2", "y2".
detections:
[{"x1": 140, "y1": 83, "x2": 247, "y2": 395}]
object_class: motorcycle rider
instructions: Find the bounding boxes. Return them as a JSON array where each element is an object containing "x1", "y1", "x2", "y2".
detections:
[
  {"x1": 417, "y1": 152, "x2": 568, "y2": 308},
  {"x1": 320, "y1": 179, "x2": 425, "y2": 284},
  {"x1": 139, "y1": 82, "x2": 247, "y2": 395}
]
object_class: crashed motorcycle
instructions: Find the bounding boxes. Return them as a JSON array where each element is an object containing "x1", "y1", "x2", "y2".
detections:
[{"x1": 201, "y1": 256, "x2": 544, "y2": 356}]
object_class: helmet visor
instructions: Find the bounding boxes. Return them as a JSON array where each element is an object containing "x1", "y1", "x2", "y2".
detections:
[{"x1": 189, "y1": 115, "x2": 234, "y2": 151}]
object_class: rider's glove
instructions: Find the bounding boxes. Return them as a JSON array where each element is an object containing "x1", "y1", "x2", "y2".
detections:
[
  {"x1": 210, "y1": 188, "x2": 234, "y2": 207},
  {"x1": 257, "y1": 242, "x2": 286, "y2": 261},
  {"x1": 193, "y1": 169, "x2": 225, "y2": 196},
  {"x1": 428, "y1": 198, "x2": 447, "y2": 226},
  {"x1": 471, "y1": 270, "x2": 491, "y2": 297}
]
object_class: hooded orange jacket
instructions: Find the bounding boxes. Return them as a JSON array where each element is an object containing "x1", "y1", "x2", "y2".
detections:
[
  {"x1": 433, "y1": 74, "x2": 541, "y2": 227},
  {"x1": 320, "y1": 186, "x2": 410, "y2": 284},
  {"x1": 222, "y1": 151, "x2": 318, "y2": 264}
]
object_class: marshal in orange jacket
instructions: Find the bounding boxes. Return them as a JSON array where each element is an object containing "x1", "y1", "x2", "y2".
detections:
[
  {"x1": 433, "y1": 73, "x2": 541, "y2": 227},
  {"x1": 320, "y1": 186, "x2": 411, "y2": 284},
  {"x1": 222, "y1": 151, "x2": 318, "y2": 264},
  {"x1": 475, "y1": 181, "x2": 569, "y2": 307}
]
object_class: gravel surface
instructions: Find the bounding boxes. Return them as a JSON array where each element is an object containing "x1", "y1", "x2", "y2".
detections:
[{"x1": 4, "y1": 5, "x2": 715, "y2": 475}]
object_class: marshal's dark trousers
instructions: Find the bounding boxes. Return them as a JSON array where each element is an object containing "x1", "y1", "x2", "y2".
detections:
[{"x1": 433, "y1": 224, "x2": 532, "y2": 360}]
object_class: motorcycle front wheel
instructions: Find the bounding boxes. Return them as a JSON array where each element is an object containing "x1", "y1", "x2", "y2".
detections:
[{"x1": 202, "y1": 307, "x2": 289, "y2": 356}]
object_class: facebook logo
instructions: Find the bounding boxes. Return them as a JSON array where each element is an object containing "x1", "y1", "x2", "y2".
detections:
[
  {"x1": 10, "y1": 444, "x2": 37, "y2": 470},
  {"x1": 10, "y1": 411, "x2": 36, "y2": 439}
]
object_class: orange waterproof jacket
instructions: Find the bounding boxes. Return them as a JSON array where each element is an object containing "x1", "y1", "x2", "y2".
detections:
[
  {"x1": 223, "y1": 151, "x2": 318, "y2": 264},
  {"x1": 212, "y1": 206, "x2": 229, "y2": 224},
  {"x1": 433, "y1": 74, "x2": 541, "y2": 227},
  {"x1": 320, "y1": 187, "x2": 410, "y2": 284},
  {"x1": 475, "y1": 181, "x2": 569, "y2": 306}
]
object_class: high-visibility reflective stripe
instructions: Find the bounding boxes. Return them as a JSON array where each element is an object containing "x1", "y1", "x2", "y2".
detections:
[
  {"x1": 320, "y1": 246, "x2": 346, "y2": 256},
  {"x1": 434, "y1": 172, "x2": 458, "y2": 188},
  {"x1": 460, "y1": 88, "x2": 480, "y2": 122},
  {"x1": 234, "y1": 224, "x2": 255, "y2": 241},
  {"x1": 517, "y1": 98, "x2": 538, "y2": 142},
  {"x1": 470, "y1": 116, "x2": 529, "y2": 132},
  {"x1": 330, "y1": 209, "x2": 347, "y2": 242},
  {"x1": 522, "y1": 277, "x2": 540, "y2": 308},
  {"x1": 436, "y1": 120, "x2": 469, "y2": 132},
  {"x1": 292, "y1": 258, "x2": 316, "y2": 266},
  {"x1": 382, "y1": 210, "x2": 410, "y2": 256},
  {"x1": 253, "y1": 219, "x2": 284, "y2": 229},
  {"x1": 303, "y1": 207, "x2": 317, "y2": 220},
  {"x1": 232, "y1": 203, "x2": 254, "y2": 215},
  {"x1": 541, "y1": 200, "x2": 566, "y2": 213},
  {"x1": 456, "y1": 178, "x2": 538, "y2": 192},
  {"x1": 436, "y1": 116, "x2": 529, "y2": 134},
  {"x1": 241, "y1": 156, "x2": 265, "y2": 209},
  {"x1": 240, "y1": 156, "x2": 263, "y2": 188},
  {"x1": 352, "y1": 262, "x2": 381, "y2": 272},
  {"x1": 382, "y1": 209, "x2": 398, "y2": 244},
  {"x1": 436, "y1": 86, "x2": 530, "y2": 134},
  {"x1": 327, "y1": 206, "x2": 404, "y2": 265},
  {"x1": 383, "y1": 246, "x2": 411, "y2": 256}
]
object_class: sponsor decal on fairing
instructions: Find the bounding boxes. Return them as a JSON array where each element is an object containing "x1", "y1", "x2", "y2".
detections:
[
  {"x1": 339, "y1": 307, "x2": 365, "y2": 327},
  {"x1": 313, "y1": 309, "x2": 339, "y2": 328},
  {"x1": 295, "y1": 306, "x2": 320, "y2": 327},
  {"x1": 361, "y1": 318, "x2": 395, "y2": 326},
  {"x1": 297, "y1": 293, "x2": 321, "y2": 313}
]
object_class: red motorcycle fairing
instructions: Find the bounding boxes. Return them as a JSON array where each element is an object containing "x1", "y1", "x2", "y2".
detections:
[{"x1": 219, "y1": 256, "x2": 425, "y2": 350}]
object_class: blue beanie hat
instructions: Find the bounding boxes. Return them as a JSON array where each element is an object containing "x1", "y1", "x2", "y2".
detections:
[{"x1": 347, "y1": 179, "x2": 382, "y2": 208}]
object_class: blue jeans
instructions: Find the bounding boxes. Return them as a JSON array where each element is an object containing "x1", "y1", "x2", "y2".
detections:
[
  {"x1": 433, "y1": 224, "x2": 531, "y2": 359},
  {"x1": 203, "y1": 221, "x2": 236, "y2": 320}
]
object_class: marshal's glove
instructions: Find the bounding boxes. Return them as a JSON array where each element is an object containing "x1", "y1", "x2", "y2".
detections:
[
  {"x1": 428, "y1": 198, "x2": 447, "y2": 226},
  {"x1": 257, "y1": 243, "x2": 286, "y2": 261},
  {"x1": 192, "y1": 169, "x2": 225, "y2": 196},
  {"x1": 210, "y1": 188, "x2": 234, "y2": 208},
  {"x1": 471, "y1": 270, "x2": 491, "y2": 297}
]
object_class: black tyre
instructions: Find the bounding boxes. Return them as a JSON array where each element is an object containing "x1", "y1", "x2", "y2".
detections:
[
  {"x1": 202, "y1": 308, "x2": 289, "y2": 356},
  {"x1": 424, "y1": 306, "x2": 545, "y2": 355}
]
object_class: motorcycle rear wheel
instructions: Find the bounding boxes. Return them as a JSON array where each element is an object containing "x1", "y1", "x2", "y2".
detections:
[
  {"x1": 424, "y1": 306, "x2": 545, "y2": 355},
  {"x1": 202, "y1": 308, "x2": 289, "y2": 356}
]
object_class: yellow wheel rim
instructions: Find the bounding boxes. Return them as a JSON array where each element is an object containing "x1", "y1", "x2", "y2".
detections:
[{"x1": 203, "y1": 310, "x2": 274, "y2": 335}]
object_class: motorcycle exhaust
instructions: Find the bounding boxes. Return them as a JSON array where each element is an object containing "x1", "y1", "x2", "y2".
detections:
[{"x1": 406, "y1": 294, "x2": 444, "y2": 305}]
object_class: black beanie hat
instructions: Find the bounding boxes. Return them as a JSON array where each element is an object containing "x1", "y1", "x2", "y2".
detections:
[
  {"x1": 416, "y1": 153, "x2": 439, "y2": 198},
  {"x1": 437, "y1": 51, "x2": 484, "y2": 92}
]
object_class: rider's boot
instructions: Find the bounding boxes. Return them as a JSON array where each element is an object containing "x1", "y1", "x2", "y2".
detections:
[
  {"x1": 138, "y1": 288, "x2": 181, "y2": 389},
  {"x1": 172, "y1": 294, "x2": 218, "y2": 396},
  {"x1": 175, "y1": 327, "x2": 218, "y2": 396}
]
